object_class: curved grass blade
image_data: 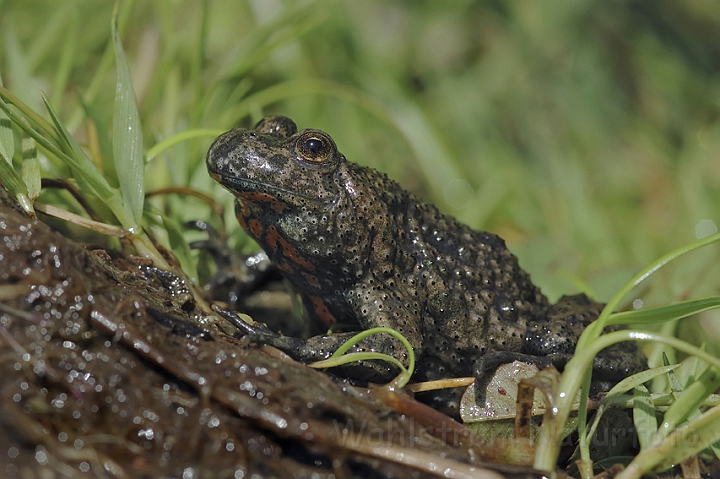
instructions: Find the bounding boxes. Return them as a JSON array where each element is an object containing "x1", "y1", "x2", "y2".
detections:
[
  {"x1": 310, "y1": 352, "x2": 407, "y2": 377},
  {"x1": 310, "y1": 327, "x2": 416, "y2": 387},
  {"x1": 608, "y1": 364, "x2": 681, "y2": 398},
  {"x1": 608, "y1": 297, "x2": 720, "y2": 326},
  {"x1": 0, "y1": 153, "x2": 24, "y2": 193},
  {"x1": 111, "y1": 0, "x2": 144, "y2": 229}
]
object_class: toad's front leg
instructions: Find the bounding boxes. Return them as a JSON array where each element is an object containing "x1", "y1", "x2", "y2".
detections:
[{"x1": 214, "y1": 285, "x2": 423, "y2": 383}]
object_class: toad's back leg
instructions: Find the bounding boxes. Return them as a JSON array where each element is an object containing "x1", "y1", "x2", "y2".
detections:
[{"x1": 524, "y1": 294, "x2": 646, "y2": 380}]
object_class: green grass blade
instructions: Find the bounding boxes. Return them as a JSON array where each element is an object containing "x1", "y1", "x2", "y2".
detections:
[
  {"x1": 0, "y1": 97, "x2": 30, "y2": 212},
  {"x1": 0, "y1": 74, "x2": 14, "y2": 161},
  {"x1": 310, "y1": 351, "x2": 407, "y2": 376},
  {"x1": 39, "y1": 94, "x2": 77, "y2": 156},
  {"x1": 0, "y1": 120, "x2": 13, "y2": 164},
  {"x1": 606, "y1": 364, "x2": 681, "y2": 399},
  {"x1": 0, "y1": 142, "x2": 27, "y2": 198},
  {"x1": 21, "y1": 132, "x2": 40, "y2": 200},
  {"x1": 0, "y1": 85, "x2": 62, "y2": 147},
  {"x1": 323, "y1": 326, "x2": 415, "y2": 387},
  {"x1": 664, "y1": 353, "x2": 686, "y2": 394},
  {"x1": 0, "y1": 98, "x2": 63, "y2": 164},
  {"x1": 40, "y1": 95, "x2": 103, "y2": 184},
  {"x1": 111, "y1": 0, "x2": 144, "y2": 229},
  {"x1": 608, "y1": 297, "x2": 720, "y2": 326},
  {"x1": 633, "y1": 385, "x2": 657, "y2": 450}
]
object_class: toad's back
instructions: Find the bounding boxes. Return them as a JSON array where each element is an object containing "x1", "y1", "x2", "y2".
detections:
[{"x1": 341, "y1": 161, "x2": 549, "y2": 379}]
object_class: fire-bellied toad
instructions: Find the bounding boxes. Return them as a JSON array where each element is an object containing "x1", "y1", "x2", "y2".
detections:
[{"x1": 206, "y1": 116, "x2": 643, "y2": 385}]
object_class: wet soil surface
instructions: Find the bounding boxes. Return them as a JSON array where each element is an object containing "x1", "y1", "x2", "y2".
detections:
[{"x1": 0, "y1": 187, "x2": 541, "y2": 479}]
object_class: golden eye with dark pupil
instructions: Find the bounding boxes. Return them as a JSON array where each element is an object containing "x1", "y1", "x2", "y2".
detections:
[{"x1": 297, "y1": 134, "x2": 331, "y2": 162}]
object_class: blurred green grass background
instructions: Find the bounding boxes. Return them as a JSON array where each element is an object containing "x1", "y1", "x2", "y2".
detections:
[{"x1": 2, "y1": 0, "x2": 719, "y2": 339}]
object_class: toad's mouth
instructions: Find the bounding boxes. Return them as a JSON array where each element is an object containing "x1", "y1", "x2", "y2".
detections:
[{"x1": 210, "y1": 173, "x2": 327, "y2": 206}]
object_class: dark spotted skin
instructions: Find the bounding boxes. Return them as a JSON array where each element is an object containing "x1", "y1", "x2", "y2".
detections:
[{"x1": 207, "y1": 116, "x2": 644, "y2": 384}]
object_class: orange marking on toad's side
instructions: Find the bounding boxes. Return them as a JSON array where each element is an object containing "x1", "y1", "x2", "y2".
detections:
[
  {"x1": 239, "y1": 191, "x2": 287, "y2": 213},
  {"x1": 276, "y1": 260, "x2": 294, "y2": 275},
  {"x1": 240, "y1": 201, "x2": 251, "y2": 218},
  {"x1": 270, "y1": 200, "x2": 287, "y2": 212},
  {"x1": 266, "y1": 226, "x2": 316, "y2": 271},
  {"x1": 309, "y1": 295, "x2": 337, "y2": 328},
  {"x1": 265, "y1": 225, "x2": 281, "y2": 253},
  {"x1": 278, "y1": 235, "x2": 316, "y2": 271},
  {"x1": 248, "y1": 219, "x2": 263, "y2": 238},
  {"x1": 239, "y1": 191, "x2": 272, "y2": 202},
  {"x1": 302, "y1": 272, "x2": 320, "y2": 288},
  {"x1": 235, "y1": 202, "x2": 251, "y2": 229},
  {"x1": 236, "y1": 212, "x2": 247, "y2": 229}
]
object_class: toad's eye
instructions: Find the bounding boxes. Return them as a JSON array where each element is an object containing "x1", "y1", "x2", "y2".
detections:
[
  {"x1": 305, "y1": 138, "x2": 323, "y2": 154},
  {"x1": 296, "y1": 133, "x2": 333, "y2": 163}
]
